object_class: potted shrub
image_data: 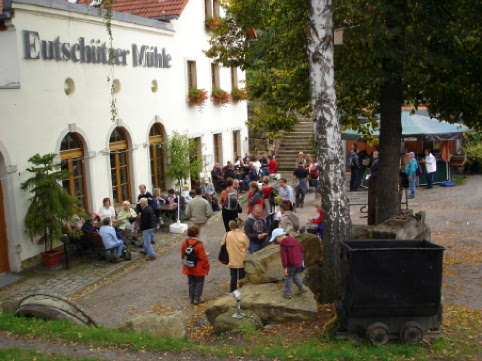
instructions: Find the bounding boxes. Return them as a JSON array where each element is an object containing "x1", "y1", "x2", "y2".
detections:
[
  {"x1": 188, "y1": 88, "x2": 209, "y2": 107},
  {"x1": 211, "y1": 87, "x2": 231, "y2": 106},
  {"x1": 21, "y1": 153, "x2": 82, "y2": 269},
  {"x1": 231, "y1": 87, "x2": 248, "y2": 102},
  {"x1": 165, "y1": 132, "x2": 203, "y2": 233}
]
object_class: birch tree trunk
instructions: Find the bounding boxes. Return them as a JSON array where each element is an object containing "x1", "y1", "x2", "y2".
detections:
[{"x1": 307, "y1": 0, "x2": 351, "y2": 303}]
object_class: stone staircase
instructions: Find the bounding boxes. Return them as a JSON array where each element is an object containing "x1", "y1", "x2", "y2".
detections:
[{"x1": 276, "y1": 118, "x2": 315, "y2": 172}]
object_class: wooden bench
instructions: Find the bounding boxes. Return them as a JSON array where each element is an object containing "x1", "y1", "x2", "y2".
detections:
[{"x1": 450, "y1": 153, "x2": 467, "y2": 177}]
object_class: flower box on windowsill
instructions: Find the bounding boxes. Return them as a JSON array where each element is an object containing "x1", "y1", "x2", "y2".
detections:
[
  {"x1": 188, "y1": 88, "x2": 208, "y2": 107},
  {"x1": 211, "y1": 88, "x2": 230, "y2": 106},
  {"x1": 231, "y1": 87, "x2": 248, "y2": 102}
]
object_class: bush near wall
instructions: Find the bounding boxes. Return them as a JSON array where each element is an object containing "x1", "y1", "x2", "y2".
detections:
[{"x1": 465, "y1": 141, "x2": 482, "y2": 173}]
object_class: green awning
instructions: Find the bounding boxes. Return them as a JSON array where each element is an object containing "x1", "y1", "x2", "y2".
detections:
[{"x1": 342, "y1": 111, "x2": 470, "y2": 142}]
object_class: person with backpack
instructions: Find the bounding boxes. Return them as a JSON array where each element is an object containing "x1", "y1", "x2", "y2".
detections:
[
  {"x1": 278, "y1": 200, "x2": 300, "y2": 237},
  {"x1": 221, "y1": 218, "x2": 249, "y2": 292},
  {"x1": 308, "y1": 161, "x2": 320, "y2": 197},
  {"x1": 181, "y1": 225, "x2": 210, "y2": 305},
  {"x1": 220, "y1": 178, "x2": 241, "y2": 232},
  {"x1": 292, "y1": 162, "x2": 309, "y2": 208},
  {"x1": 347, "y1": 143, "x2": 361, "y2": 191},
  {"x1": 405, "y1": 152, "x2": 419, "y2": 199}
]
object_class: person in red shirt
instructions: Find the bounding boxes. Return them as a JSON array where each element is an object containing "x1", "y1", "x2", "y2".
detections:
[
  {"x1": 269, "y1": 228, "x2": 307, "y2": 299},
  {"x1": 267, "y1": 155, "x2": 278, "y2": 175},
  {"x1": 261, "y1": 176, "x2": 274, "y2": 214},
  {"x1": 247, "y1": 181, "x2": 264, "y2": 215},
  {"x1": 307, "y1": 189, "x2": 323, "y2": 238},
  {"x1": 181, "y1": 225, "x2": 210, "y2": 305}
]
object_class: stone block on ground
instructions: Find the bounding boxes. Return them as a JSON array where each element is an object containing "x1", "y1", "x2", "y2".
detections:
[
  {"x1": 298, "y1": 233, "x2": 323, "y2": 266},
  {"x1": 213, "y1": 309, "x2": 263, "y2": 334},
  {"x1": 117, "y1": 311, "x2": 187, "y2": 339},
  {"x1": 244, "y1": 245, "x2": 284, "y2": 284},
  {"x1": 370, "y1": 211, "x2": 428, "y2": 240},
  {"x1": 206, "y1": 283, "x2": 318, "y2": 325}
]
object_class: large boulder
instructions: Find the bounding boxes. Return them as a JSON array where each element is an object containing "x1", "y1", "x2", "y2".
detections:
[
  {"x1": 304, "y1": 263, "x2": 324, "y2": 300},
  {"x1": 117, "y1": 311, "x2": 187, "y2": 339},
  {"x1": 212, "y1": 309, "x2": 263, "y2": 334},
  {"x1": 244, "y1": 244, "x2": 284, "y2": 284},
  {"x1": 206, "y1": 283, "x2": 318, "y2": 325},
  {"x1": 298, "y1": 233, "x2": 323, "y2": 266}
]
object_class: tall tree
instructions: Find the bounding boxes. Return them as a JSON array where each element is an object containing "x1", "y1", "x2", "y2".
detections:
[
  {"x1": 307, "y1": 0, "x2": 351, "y2": 301},
  {"x1": 207, "y1": 0, "x2": 482, "y2": 298}
]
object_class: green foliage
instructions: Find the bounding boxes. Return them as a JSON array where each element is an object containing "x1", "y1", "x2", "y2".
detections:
[
  {"x1": 205, "y1": 0, "x2": 310, "y2": 131},
  {"x1": 465, "y1": 141, "x2": 482, "y2": 173},
  {"x1": 207, "y1": 0, "x2": 482, "y2": 134},
  {"x1": 20, "y1": 153, "x2": 82, "y2": 252},
  {"x1": 1, "y1": 309, "x2": 482, "y2": 361},
  {"x1": 165, "y1": 132, "x2": 203, "y2": 188},
  {"x1": 0, "y1": 313, "x2": 192, "y2": 353},
  {"x1": 231, "y1": 87, "x2": 248, "y2": 102}
]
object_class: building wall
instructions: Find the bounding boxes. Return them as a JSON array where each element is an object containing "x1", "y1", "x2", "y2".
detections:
[{"x1": 0, "y1": 0, "x2": 248, "y2": 271}]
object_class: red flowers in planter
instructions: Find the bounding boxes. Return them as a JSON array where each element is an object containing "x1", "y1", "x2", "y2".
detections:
[
  {"x1": 211, "y1": 88, "x2": 230, "y2": 106},
  {"x1": 188, "y1": 88, "x2": 208, "y2": 107}
]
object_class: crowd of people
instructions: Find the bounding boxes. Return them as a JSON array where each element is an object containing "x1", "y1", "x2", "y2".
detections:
[{"x1": 68, "y1": 151, "x2": 324, "y2": 302}]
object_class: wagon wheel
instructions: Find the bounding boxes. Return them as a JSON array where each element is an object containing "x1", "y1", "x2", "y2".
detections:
[
  {"x1": 400, "y1": 321, "x2": 424, "y2": 344},
  {"x1": 366, "y1": 322, "x2": 390, "y2": 345}
]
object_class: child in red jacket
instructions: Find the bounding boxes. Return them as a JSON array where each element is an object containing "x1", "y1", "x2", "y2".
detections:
[{"x1": 269, "y1": 228, "x2": 307, "y2": 299}]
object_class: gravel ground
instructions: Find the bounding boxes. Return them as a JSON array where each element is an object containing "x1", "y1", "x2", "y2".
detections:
[{"x1": 1, "y1": 175, "x2": 481, "y2": 359}]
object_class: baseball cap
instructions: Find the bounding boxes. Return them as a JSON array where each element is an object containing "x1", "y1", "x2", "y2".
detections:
[
  {"x1": 269, "y1": 228, "x2": 286, "y2": 243},
  {"x1": 409, "y1": 152, "x2": 415, "y2": 156}
]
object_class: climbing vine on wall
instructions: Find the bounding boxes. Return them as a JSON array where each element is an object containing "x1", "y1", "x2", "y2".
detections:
[{"x1": 94, "y1": 0, "x2": 118, "y2": 122}]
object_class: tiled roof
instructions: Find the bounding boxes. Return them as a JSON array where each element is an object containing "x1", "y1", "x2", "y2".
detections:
[
  {"x1": 55, "y1": 0, "x2": 189, "y2": 19},
  {"x1": 111, "y1": 0, "x2": 189, "y2": 19}
]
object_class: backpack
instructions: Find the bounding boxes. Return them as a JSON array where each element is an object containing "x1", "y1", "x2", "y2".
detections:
[
  {"x1": 415, "y1": 162, "x2": 422, "y2": 176},
  {"x1": 348, "y1": 152, "x2": 360, "y2": 169},
  {"x1": 224, "y1": 189, "x2": 239, "y2": 211},
  {"x1": 309, "y1": 165, "x2": 320, "y2": 179},
  {"x1": 183, "y1": 239, "x2": 201, "y2": 268}
]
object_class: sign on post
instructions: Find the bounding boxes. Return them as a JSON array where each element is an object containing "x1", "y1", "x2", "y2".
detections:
[{"x1": 347, "y1": 191, "x2": 368, "y2": 206}]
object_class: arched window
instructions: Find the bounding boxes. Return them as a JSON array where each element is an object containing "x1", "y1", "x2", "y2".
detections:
[
  {"x1": 149, "y1": 124, "x2": 166, "y2": 190},
  {"x1": 109, "y1": 128, "x2": 131, "y2": 205},
  {"x1": 60, "y1": 133, "x2": 88, "y2": 211}
]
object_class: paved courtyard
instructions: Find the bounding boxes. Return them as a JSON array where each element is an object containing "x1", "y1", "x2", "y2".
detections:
[{"x1": 1, "y1": 175, "x2": 481, "y2": 327}]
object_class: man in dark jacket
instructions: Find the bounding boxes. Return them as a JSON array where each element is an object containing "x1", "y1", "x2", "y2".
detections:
[
  {"x1": 269, "y1": 228, "x2": 307, "y2": 299},
  {"x1": 244, "y1": 205, "x2": 268, "y2": 254},
  {"x1": 140, "y1": 197, "x2": 157, "y2": 261},
  {"x1": 135, "y1": 184, "x2": 154, "y2": 213}
]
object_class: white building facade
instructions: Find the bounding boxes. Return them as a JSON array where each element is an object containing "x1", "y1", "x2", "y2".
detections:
[{"x1": 0, "y1": 0, "x2": 249, "y2": 272}]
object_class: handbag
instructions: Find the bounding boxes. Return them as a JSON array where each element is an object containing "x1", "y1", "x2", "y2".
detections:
[
  {"x1": 123, "y1": 248, "x2": 132, "y2": 261},
  {"x1": 218, "y1": 233, "x2": 229, "y2": 265}
]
